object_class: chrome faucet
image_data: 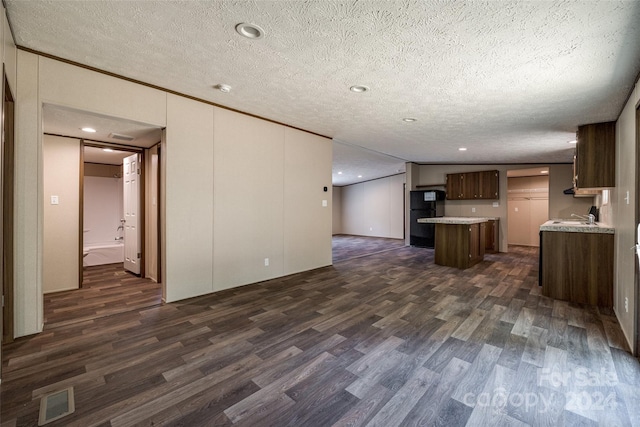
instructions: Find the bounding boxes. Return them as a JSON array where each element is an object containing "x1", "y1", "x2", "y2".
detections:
[{"x1": 571, "y1": 213, "x2": 595, "y2": 224}]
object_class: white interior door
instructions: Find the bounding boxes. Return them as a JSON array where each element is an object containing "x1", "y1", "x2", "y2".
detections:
[{"x1": 123, "y1": 153, "x2": 141, "y2": 274}]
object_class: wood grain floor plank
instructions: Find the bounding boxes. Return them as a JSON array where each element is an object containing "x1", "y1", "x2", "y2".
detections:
[{"x1": 2, "y1": 240, "x2": 637, "y2": 427}]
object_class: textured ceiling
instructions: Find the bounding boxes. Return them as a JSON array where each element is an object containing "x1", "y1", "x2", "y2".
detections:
[{"x1": 7, "y1": 1, "x2": 640, "y2": 186}]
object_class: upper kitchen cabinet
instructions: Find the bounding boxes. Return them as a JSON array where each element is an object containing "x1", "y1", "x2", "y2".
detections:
[
  {"x1": 446, "y1": 173, "x2": 464, "y2": 199},
  {"x1": 446, "y1": 170, "x2": 499, "y2": 200},
  {"x1": 575, "y1": 121, "x2": 616, "y2": 189},
  {"x1": 478, "y1": 170, "x2": 499, "y2": 199}
]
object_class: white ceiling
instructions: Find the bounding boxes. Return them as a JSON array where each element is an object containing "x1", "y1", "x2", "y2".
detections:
[
  {"x1": 7, "y1": 1, "x2": 640, "y2": 185},
  {"x1": 43, "y1": 104, "x2": 162, "y2": 149}
]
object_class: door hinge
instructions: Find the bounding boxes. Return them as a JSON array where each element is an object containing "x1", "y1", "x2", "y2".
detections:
[
  {"x1": 137, "y1": 169, "x2": 141, "y2": 175},
  {"x1": 1, "y1": 294, "x2": 4, "y2": 307},
  {"x1": 137, "y1": 252, "x2": 141, "y2": 259}
]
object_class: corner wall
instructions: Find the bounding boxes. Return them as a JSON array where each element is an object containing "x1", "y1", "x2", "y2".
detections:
[
  {"x1": 332, "y1": 186, "x2": 342, "y2": 235},
  {"x1": 340, "y1": 174, "x2": 405, "y2": 239},
  {"x1": 14, "y1": 51, "x2": 333, "y2": 335},
  {"x1": 613, "y1": 80, "x2": 638, "y2": 351}
]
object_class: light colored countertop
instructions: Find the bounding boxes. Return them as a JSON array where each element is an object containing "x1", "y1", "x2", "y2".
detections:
[
  {"x1": 539, "y1": 220, "x2": 614, "y2": 234},
  {"x1": 417, "y1": 216, "x2": 496, "y2": 225}
]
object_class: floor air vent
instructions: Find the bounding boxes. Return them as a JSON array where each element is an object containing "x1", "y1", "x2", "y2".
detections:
[{"x1": 38, "y1": 387, "x2": 75, "y2": 426}]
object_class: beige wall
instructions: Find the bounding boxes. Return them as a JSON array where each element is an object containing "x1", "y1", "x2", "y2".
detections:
[
  {"x1": 164, "y1": 94, "x2": 214, "y2": 301},
  {"x1": 42, "y1": 135, "x2": 80, "y2": 293},
  {"x1": 283, "y1": 128, "x2": 332, "y2": 274},
  {"x1": 507, "y1": 176, "x2": 549, "y2": 247},
  {"x1": 340, "y1": 174, "x2": 405, "y2": 239},
  {"x1": 613, "y1": 80, "x2": 638, "y2": 351},
  {"x1": 145, "y1": 145, "x2": 159, "y2": 282},
  {"x1": 85, "y1": 163, "x2": 122, "y2": 178},
  {"x1": 547, "y1": 164, "x2": 594, "y2": 219},
  {"x1": 15, "y1": 51, "x2": 333, "y2": 336},
  {"x1": 332, "y1": 186, "x2": 342, "y2": 234}
]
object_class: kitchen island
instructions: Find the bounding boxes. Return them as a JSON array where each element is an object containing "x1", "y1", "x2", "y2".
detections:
[
  {"x1": 539, "y1": 220, "x2": 614, "y2": 307},
  {"x1": 418, "y1": 217, "x2": 494, "y2": 269}
]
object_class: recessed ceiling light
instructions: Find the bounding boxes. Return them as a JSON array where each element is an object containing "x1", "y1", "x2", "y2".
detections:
[
  {"x1": 568, "y1": 140, "x2": 577, "y2": 144},
  {"x1": 402, "y1": 118, "x2": 417, "y2": 122},
  {"x1": 357, "y1": 175, "x2": 363, "y2": 178},
  {"x1": 338, "y1": 171, "x2": 343, "y2": 175},
  {"x1": 350, "y1": 85, "x2": 369, "y2": 93},
  {"x1": 214, "y1": 84, "x2": 232, "y2": 93},
  {"x1": 81, "y1": 127, "x2": 96, "y2": 133},
  {"x1": 235, "y1": 23, "x2": 265, "y2": 39},
  {"x1": 102, "y1": 148, "x2": 114, "y2": 152},
  {"x1": 458, "y1": 147, "x2": 467, "y2": 151}
]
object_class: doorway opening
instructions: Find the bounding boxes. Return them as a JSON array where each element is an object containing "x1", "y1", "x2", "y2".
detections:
[
  {"x1": 41, "y1": 104, "x2": 163, "y2": 327},
  {"x1": 506, "y1": 168, "x2": 549, "y2": 247},
  {"x1": 2, "y1": 72, "x2": 15, "y2": 344},
  {"x1": 82, "y1": 144, "x2": 142, "y2": 281}
]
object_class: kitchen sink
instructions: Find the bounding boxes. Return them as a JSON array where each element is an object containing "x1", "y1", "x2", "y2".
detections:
[{"x1": 552, "y1": 220, "x2": 593, "y2": 225}]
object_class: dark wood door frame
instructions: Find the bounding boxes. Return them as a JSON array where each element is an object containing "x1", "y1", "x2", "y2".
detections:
[
  {"x1": 79, "y1": 143, "x2": 145, "y2": 285},
  {"x1": 2, "y1": 71, "x2": 15, "y2": 344}
]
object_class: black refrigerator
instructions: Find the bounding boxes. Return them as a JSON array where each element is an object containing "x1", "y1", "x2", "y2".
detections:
[{"x1": 410, "y1": 190, "x2": 445, "y2": 248}]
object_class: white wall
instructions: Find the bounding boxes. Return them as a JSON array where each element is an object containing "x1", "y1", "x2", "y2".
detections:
[
  {"x1": 613, "y1": 80, "x2": 638, "y2": 351},
  {"x1": 14, "y1": 51, "x2": 333, "y2": 336},
  {"x1": 84, "y1": 175, "x2": 123, "y2": 245},
  {"x1": 340, "y1": 174, "x2": 405, "y2": 239},
  {"x1": 42, "y1": 135, "x2": 80, "y2": 293}
]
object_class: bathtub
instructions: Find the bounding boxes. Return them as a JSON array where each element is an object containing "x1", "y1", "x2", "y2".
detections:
[{"x1": 83, "y1": 242, "x2": 124, "y2": 267}]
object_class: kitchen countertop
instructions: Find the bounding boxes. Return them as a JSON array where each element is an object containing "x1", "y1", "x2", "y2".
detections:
[
  {"x1": 539, "y1": 220, "x2": 614, "y2": 234},
  {"x1": 417, "y1": 216, "x2": 495, "y2": 225}
]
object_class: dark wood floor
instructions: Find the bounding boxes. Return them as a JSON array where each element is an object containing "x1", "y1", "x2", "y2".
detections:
[{"x1": 2, "y1": 237, "x2": 639, "y2": 426}]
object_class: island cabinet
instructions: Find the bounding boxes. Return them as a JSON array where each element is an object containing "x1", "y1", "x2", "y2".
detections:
[
  {"x1": 485, "y1": 219, "x2": 499, "y2": 253},
  {"x1": 540, "y1": 231, "x2": 613, "y2": 308},
  {"x1": 434, "y1": 222, "x2": 486, "y2": 269},
  {"x1": 445, "y1": 170, "x2": 499, "y2": 200},
  {"x1": 575, "y1": 121, "x2": 615, "y2": 189}
]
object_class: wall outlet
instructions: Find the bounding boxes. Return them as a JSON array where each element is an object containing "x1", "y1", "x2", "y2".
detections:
[
  {"x1": 50, "y1": 195, "x2": 59, "y2": 205},
  {"x1": 471, "y1": 207, "x2": 476, "y2": 213},
  {"x1": 264, "y1": 258, "x2": 269, "y2": 267},
  {"x1": 625, "y1": 297, "x2": 629, "y2": 312}
]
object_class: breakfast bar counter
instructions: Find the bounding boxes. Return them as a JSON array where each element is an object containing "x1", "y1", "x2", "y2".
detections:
[{"x1": 418, "y1": 217, "x2": 494, "y2": 269}]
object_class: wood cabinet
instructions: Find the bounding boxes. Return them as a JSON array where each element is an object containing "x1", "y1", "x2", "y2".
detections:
[
  {"x1": 485, "y1": 219, "x2": 499, "y2": 253},
  {"x1": 446, "y1": 173, "x2": 464, "y2": 199},
  {"x1": 540, "y1": 231, "x2": 613, "y2": 308},
  {"x1": 434, "y1": 222, "x2": 486, "y2": 269},
  {"x1": 446, "y1": 170, "x2": 499, "y2": 200},
  {"x1": 575, "y1": 121, "x2": 615, "y2": 189}
]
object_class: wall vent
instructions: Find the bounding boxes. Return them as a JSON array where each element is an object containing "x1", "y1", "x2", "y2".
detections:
[{"x1": 109, "y1": 132, "x2": 135, "y2": 141}]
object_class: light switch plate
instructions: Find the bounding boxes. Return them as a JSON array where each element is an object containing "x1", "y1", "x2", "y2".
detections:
[
  {"x1": 322, "y1": 200, "x2": 328, "y2": 207},
  {"x1": 50, "y1": 195, "x2": 59, "y2": 205}
]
